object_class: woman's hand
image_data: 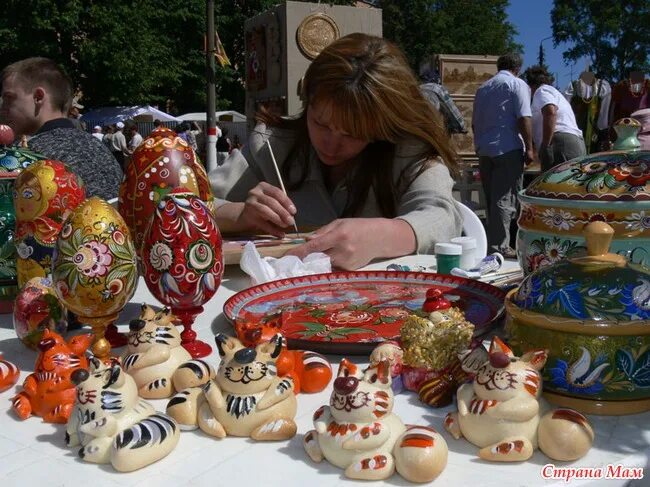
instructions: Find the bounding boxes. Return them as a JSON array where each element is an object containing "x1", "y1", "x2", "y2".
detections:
[
  {"x1": 287, "y1": 218, "x2": 416, "y2": 270},
  {"x1": 236, "y1": 182, "x2": 296, "y2": 237}
]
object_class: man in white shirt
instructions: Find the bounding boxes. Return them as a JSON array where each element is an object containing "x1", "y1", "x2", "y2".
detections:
[
  {"x1": 473, "y1": 53, "x2": 533, "y2": 258},
  {"x1": 525, "y1": 65, "x2": 586, "y2": 171},
  {"x1": 128, "y1": 125, "x2": 143, "y2": 153},
  {"x1": 91, "y1": 125, "x2": 104, "y2": 141},
  {"x1": 110, "y1": 121, "x2": 129, "y2": 168}
]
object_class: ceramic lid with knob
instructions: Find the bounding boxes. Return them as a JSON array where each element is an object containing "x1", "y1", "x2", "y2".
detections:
[
  {"x1": 523, "y1": 118, "x2": 650, "y2": 202},
  {"x1": 511, "y1": 221, "x2": 650, "y2": 322}
]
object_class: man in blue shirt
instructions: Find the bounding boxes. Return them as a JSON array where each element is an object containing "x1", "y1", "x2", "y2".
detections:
[{"x1": 473, "y1": 53, "x2": 533, "y2": 258}]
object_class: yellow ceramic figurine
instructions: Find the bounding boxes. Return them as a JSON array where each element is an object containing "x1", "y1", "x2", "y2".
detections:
[
  {"x1": 122, "y1": 304, "x2": 213, "y2": 399},
  {"x1": 167, "y1": 334, "x2": 297, "y2": 440},
  {"x1": 66, "y1": 358, "x2": 180, "y2": 472},
  {"x1": 304, "y1": 359, "x2": 448, "y2": 482},
  {"x1": 444, "y1": 337, "x2": 594, "y2": 462}
]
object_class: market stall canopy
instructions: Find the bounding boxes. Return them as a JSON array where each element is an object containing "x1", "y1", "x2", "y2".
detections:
[
  {"x1": 81, "y1": 105, "x2": 181, "y2": 126},
  {"x1": 177, "y1": 111, "x2": 246, "y2": 123}
]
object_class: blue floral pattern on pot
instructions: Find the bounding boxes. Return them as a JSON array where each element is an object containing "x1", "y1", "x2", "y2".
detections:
[{"x1": 514, "y1": 260, "x2": 650, "y2": 321}]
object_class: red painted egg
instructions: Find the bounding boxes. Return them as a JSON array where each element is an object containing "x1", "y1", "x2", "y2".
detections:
[
  {"x1": 118, "y1": 127, "x2": 214, "y2": 254},
  {"x1": 141, "y1": 189, "x2": 223, "y2": 311},
  {"x1": 0, "y1": 125, "x2": 14, "y2": 146}
]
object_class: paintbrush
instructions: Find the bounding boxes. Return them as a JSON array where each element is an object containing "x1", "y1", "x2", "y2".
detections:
[{"x1": 265, "y1": 139, "x2": 301, "y2": 237}]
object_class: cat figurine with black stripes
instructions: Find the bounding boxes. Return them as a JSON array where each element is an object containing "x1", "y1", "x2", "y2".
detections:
[
  {"x1": 444, "y1": 337, "x2": 594, "y2": 462},
  {"x1": 122, "y1": 304, "x2": 213, "y2": 399},
  {"x1": 168, "y1": 333, "x2": 297, "y2": 440},
  {"x1": 304, "y1": 358, "x2": 448, "y2": 482},
  {"x1": 66, "y1": 357, "x2": 180, "y2": 472}
]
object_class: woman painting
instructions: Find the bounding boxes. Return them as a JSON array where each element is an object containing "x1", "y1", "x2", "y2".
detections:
[{"x1": 211, "y1": 33, "x2": 462, "y2": 270}]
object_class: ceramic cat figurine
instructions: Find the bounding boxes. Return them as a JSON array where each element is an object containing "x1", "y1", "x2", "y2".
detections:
[
  {"x1": 0, "y1": 353, "x2": 20, "y2": 392},
  {"x1": 122, "y1": 304, "x2": 212, "y2": 399},
  {"x1": 444, "y1": 337, "x2": 594, "y2": 462},
  {"x1": 66, "y1": 358, "x2": 180, "y2": 472},
  {"x1": 304, "y1": 359, "x2": 448, "y2": 482},
  {"x1": 12, "y1": 329, "x2": 93, "y2": 423},
  {"x1": 236, "y1": 320, "x2": 332, "y2": 393},
  {"x1": 167, "y1": 334, "x2": 297, "y2": 440}
]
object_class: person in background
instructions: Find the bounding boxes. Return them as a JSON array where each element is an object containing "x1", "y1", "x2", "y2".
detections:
[
  {"x1": 211, "y1": 33, "x2": 462, "y2": 270},
  {"x1": 110, "y1": 121, "x2": 129, "y2": 168},
  {"x1": 524, "y1": 65, "x2": 585, "y2": 172},
  {"x1": 128, "y1": 124, "x2": 143, "y2": 154},
  {"x1": 0, "y1": 57, "x2": 122, "y2": 199},
  {"x1": 216, "y1": 127, "x2": 231, "y2": 166},
  {"x1": 419, "y1": 70, "x2": 467, "y2": 135},
  {"x1": 231, "y1": 134, "x2": 243, "y2": 152},
  {"x1": 186, "y1": 121, "x2": 201, "y2": 152},
  {"x1": 153, "y1": 118, "x2": 162, "y2": 129},
  {"x1": 68, "y1": 99, "x2": 84, "y2": 130},
  {"x1": 102, "y1": 125, "x2": 114, "y2": 149},
  {"x1": 175, "y1": 122, "x2": 189, "y2": 143},
  {"x1": 472, "y1": 53, "x2": 533, "y2": 259},
  {"x1": 92, "y1": 125, "x2": 104, "y2": 141}
]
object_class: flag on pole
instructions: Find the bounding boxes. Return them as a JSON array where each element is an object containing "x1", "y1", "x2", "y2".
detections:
[{"x1": 215, "y1": 32, "x2": 231, "y2": 67}]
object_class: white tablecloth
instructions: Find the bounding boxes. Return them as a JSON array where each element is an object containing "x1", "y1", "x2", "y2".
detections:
[{"x1": 0, "y1": 256, "x2": 647, "y2": 486}]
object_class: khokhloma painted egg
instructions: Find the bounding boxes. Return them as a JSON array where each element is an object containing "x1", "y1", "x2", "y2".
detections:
[
  {"x1": 13, "y1": 276, "x2": 67, "y2": 349},
  {"x1": 118, "y1": 127, "x2": 214, "y2": 253},
  {"x1": 52, "y1": 197, "x2": 138, "y2": 319},
  {"x1": 141, "y1": 189, "x2": 223, "y2": 310}
]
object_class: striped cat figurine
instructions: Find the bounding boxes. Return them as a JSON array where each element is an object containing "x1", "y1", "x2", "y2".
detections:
[
  {"x1": 66, "y1": 357, "x2": 180, "y2": 472},
  {"x1": 167, "y1": 334, "x2": 297, "y2": 440},
  {"x1": 304, "y1": 358, "x2": 448, "y2": 482},
  {"x1": 122, "y1": 304, "x2": 213, "y2": 399},
  {"x1": 444, "y1": 337, "x2": 594, "y2": 462}
]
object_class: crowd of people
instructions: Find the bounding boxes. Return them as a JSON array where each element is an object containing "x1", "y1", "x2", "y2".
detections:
[{"x1": 1, "y1": 41, "x2": 646, "y2": 270}]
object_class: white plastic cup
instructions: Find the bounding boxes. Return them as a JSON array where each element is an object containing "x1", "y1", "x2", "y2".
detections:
[
  {"x1": 434, "y1": 243, "x2": 463, "y2": 274},
  {"x1": 451, "y1": 236, "x2": 478, "y2": 270}
]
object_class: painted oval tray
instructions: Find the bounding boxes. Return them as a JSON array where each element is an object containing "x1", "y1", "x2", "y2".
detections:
[{"x1": 223, "y1": 271, "x2": 507, "y2": 355}]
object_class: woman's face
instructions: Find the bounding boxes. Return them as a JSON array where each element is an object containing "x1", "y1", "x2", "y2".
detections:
[{"x1": 307, "y1": 101, "x2": 369, "y2": 166}]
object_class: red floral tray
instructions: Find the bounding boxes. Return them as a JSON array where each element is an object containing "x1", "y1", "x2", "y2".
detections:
[{"x1": 223, "y1": 271, "x2": 506, "y2": 355}]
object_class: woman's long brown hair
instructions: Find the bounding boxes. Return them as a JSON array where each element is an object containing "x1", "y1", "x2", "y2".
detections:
[{"x1": 257, "y1": 33, "x2": 460, "y2": 218}]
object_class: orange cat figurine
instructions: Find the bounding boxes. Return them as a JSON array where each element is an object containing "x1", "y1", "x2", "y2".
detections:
[
  {"x1": 12, "y1": 329, "x2": 93, "y2": 423},
  {"x1": 0, "y1": 354, "x2": 20, "y2": 392},
  {"x1": 236, "y1": 321, "x2": 332, "y2": 394}
]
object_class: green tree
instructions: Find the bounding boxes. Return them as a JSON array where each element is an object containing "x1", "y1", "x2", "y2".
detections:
[
  {"x1": 381, "y1": 0, "x2": 521, "y2": 71},
  {"x1": 551, "y1": 0, "x2": 650, "y2": 81},
  {"x1": 0, "y1": 0, "x2": 212, "y2": 112}
]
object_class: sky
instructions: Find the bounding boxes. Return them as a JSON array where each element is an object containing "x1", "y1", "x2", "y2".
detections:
[{"x1": 506, "y1": 0, "x2": 589, "y2": 90}]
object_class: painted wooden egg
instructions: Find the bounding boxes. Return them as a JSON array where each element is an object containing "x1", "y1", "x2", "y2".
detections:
[
  {"x1": 52, "y1": 197, "x2": 138, "y2": 320},
  {"x1": 13, "y1": 276, "x2": 67, "y2": 349},
  {"x1": 118, "y1": 126, "x2": 214, "y2": 253},
  {"x1": 14, "y1": 159, "x2": 86, "y2": 288},
  {"x1": 0, "y1": 146, "x2": 44, "y2": 312},
  {"x1": 141, "y1": 189, "x2": 223, "y2": 310}
]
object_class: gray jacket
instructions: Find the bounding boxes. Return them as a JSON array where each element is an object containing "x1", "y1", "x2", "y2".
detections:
[{"x1": 210, "y1": 123, "x2": 461, "y2": 254}]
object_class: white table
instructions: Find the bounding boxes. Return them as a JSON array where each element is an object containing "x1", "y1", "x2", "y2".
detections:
[{"x1": 0, "y1": 256, "x2": 648, "y2": 487}]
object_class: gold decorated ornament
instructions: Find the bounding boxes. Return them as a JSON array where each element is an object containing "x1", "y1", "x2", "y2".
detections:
[
  {"x1": 52, "y1": 197, "x2": 138, "y2": 360},
  {"x1": 296, "y1": 13, "x2": 340, "y2": 60},
  {"x1": 400, "y1": 308, "x2": 474, "y2": 370}
]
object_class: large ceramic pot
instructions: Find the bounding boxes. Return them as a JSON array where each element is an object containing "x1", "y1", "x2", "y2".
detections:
[
  {"x1": 0, "y1": 147, "x2": 44, "y2": 311},
  {"x1": 517, "y1": 118, "x2": 650, "y2": 275},
  {"x1": 506, "y1": 221, "x2": 650, "y2": 415},
  {"x1": 118, "y1": 127, "x2": 214, "y2": 254}
]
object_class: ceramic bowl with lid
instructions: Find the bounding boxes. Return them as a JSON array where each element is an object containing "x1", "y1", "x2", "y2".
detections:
[
  {"x1": 516, "y1": 118, "x2": 650, "y2": 275},
  {"x1": 506, "y1": 221, "x2": 650, "y2": 415}
]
